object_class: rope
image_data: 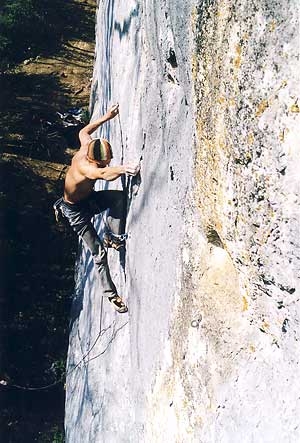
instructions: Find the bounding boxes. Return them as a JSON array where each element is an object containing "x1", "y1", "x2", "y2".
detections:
[
  {"x1": 2, "y1": 113, "x2": 131, "y2": 392},
  {"x1": 117, "y1": 112, "x2": 130, "y2": 200},
  {"x1": 0, "y1": 291, "x2": 124, "y2": 392},
  {"x1": 118, "y1": 113, "x2": 125, "y2": 167}
]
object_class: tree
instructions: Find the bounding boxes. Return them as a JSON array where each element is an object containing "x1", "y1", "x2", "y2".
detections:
[{"x1": 0, "y1": 0, "x2": 67, "y2": 71}]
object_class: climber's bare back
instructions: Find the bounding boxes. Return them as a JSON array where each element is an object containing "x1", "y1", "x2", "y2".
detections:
[{"x1": 64, "y1": 148, "x2": 97, "y2": 204}]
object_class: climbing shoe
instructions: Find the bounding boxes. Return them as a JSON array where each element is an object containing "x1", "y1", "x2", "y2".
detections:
[
  {"x1": 108, "y1": 295, "x2": 128, "y2": 313},
  {"x1": 103, "y1": 232, "x2": 127, "y2": 251}
]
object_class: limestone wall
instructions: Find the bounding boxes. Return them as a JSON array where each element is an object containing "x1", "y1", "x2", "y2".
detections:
[{"x1": 65, "y1": 1, "x2": 300, "y2": 442}]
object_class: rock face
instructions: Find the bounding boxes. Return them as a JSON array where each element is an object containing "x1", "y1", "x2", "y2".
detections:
[{"x1": 65, "y1": 1, "x2": 300, "y2": 442}]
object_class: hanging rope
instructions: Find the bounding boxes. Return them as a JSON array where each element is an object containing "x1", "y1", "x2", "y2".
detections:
[
  {"x1": 0, "y1": 298, "x2": 128, "y2": 392},
  {"x1": 2, "y1": 112, "x2": 130, "y2": 392},
  {"x1": 118, "y1": 112, "x2": 129, "y2": 193}
]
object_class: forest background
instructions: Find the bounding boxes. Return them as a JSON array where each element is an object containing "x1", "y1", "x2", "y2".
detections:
[{"x1": 0, "y1": 0, "x2": 95, "y2": 441}]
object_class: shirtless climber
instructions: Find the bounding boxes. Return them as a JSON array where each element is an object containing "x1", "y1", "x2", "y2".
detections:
[{"x1": 53, "y1": 104, "x2": 140, "y2": 313}]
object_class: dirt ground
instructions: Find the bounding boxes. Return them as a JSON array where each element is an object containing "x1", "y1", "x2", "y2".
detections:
[
  {"x1": 0, "y1": 0, "x2": 95, "y2": 162},
  {"x1": 0, "y1": 0, "x2": 96, "y2": 441}
]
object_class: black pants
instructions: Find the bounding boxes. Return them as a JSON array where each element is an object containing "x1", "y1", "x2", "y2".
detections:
[{"x1": 55, "y1": 191, "x2": 125, "y2": 298}]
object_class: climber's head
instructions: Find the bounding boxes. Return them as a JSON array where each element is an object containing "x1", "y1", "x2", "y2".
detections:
[{"x1": 87, "y1": 138, "x2": 113, "y2": 167}]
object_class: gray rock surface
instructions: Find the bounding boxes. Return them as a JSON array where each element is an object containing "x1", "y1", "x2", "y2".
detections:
[{"x1": 65, "y1": 0, "x2": 300, "y2": 442}]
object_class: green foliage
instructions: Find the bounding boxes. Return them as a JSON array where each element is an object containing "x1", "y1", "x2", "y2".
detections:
[
  {"x1": 0, "y1": 0, "x2": 66, "y2": 70},
  {"x1": 49, "y1": 358, "x2": 66, "y2": 380},
  {"x1": 0, "y1": 0, "x2": 36, "y2": 68},
  {"x1": 0, "y1": 0, "x2": 95, "y2": 439},
  {"x1": 38, "y1": 426, "x2": 65, "y2": 443},
  {"x1": 52, "y1": 429, "x2": 65, "y2": 443},
  {"x1": 81, "y1": 108, "x2": 91, "y2": 125}
]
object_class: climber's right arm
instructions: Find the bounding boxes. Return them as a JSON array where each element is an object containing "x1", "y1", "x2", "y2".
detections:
[
  {"x1": 79, "y1": 104, "x2": 119, "y2": 145},
  {"x1": 84, "y1": 162, "x2": 140, "y2": 181}
]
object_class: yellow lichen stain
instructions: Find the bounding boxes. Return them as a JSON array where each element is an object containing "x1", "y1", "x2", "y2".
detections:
[
  {"x1": 182, "y1": 398, "x2": 189, "y2": 409},
  {"x1": 216, "y1": 7, "x2": 227, "y2": 18},
  {"x1": 195, "y1": 117, "x2": 205, "y2": 140},
  {"x1": 218, "y1": 96, "x2": 226, "y2": 105},
  {"x1": 242, "y1": 296, "x2": 249, "y2": 311},
  {"x1": 290, "y1": 103, "x2": 299, "y2": 113},
  {"x1": 215, "y1": 220, "x2": 223, "y2": 234},
  {"x1": 255, "y1": 100, "x2": 269, "y2": 117},
  {"x1": 268, "y1": 20, "x2": 277, "y2": 32},
  {"x1": 234, "y1": 44, "x2": 242, "y2": 69},
  {"x1": 191, "y1": 53, "x2": 199, "y2": 82},
  {"x1": 281, "y1": 80, "x2": 287, "y2": 88},
  {"x1": 191, "y1": 6, "x2": 198, "y2": 28},
  {"x1": 228, "y1": 98, "x2": 235, "y2": 107},
  {"x1": 279, "y1": 129, "x2": 285, "y2": 142},
  {"x1": 261, "y1": 321, "x2": 270, "y2": 332},
  {"x1": 247, "y1": 132, "x2": 254, "y2": 145},
  {"x1": 249, "y1": 344, "x2": 256, "y2": 353},
  {"x1": 245, "y1": 152, "x2": 252, "y2": 163},
  {"x1": 218, "y1": 140, "x2": 226, "y2": 150}
]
